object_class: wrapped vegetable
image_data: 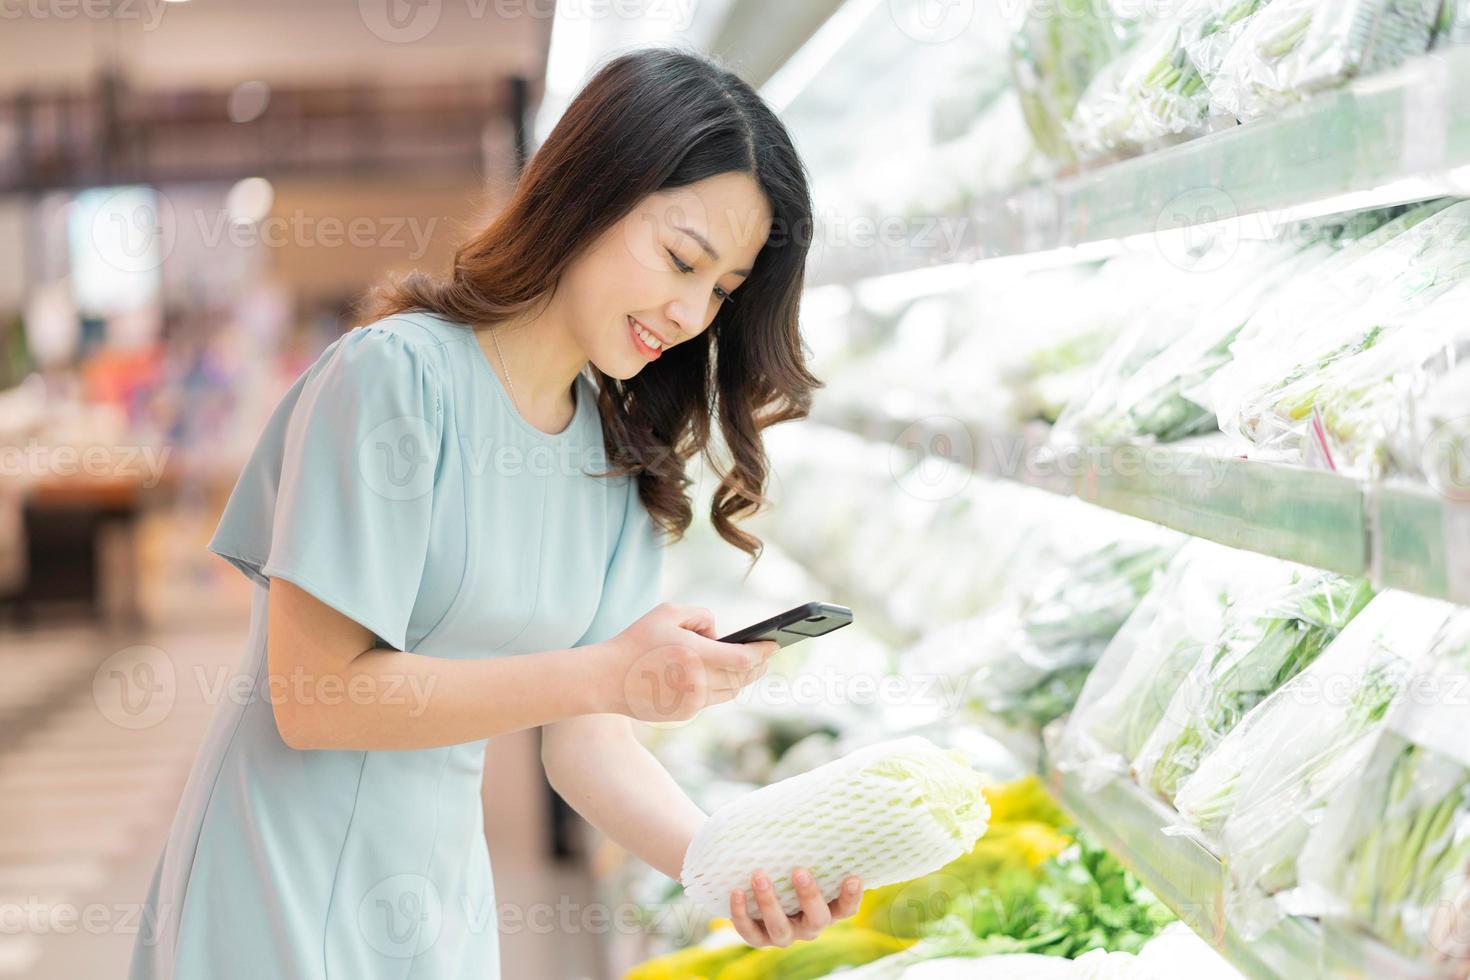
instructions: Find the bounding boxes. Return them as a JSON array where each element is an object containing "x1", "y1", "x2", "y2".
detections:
[
  {"x1": 1050, "y1": 235, "x2": 1335, "y2": 446},
  {"x1": 680, "y1": 737, "x2": 990, "y2": 920},
  {"x1": 1207, "y1": 0, "x2": 1441, "y2": 121},
  {"x1": 1057, "y1": 540, "x2": 1306, "y2": 789},
  {"x1": 1170, "y1": 591, "x2": 1459, "y2": 936},
  {"x1": 1285, "y1": 612, "x2": 1470, "y2": 965},
  {"x1": 1435, "y1": 0, "x2": 1470, "y2": 46},
  {"x1": 960, "y1": 536, "x2": 1184, "y2": 729},
  {"x1": 1405, "y1": 359, "x2": 1470, "y2": 492},
  {"x1": 1253, "y1": 285, "x2": 1470, "y2": 475},
  {"x1": 1133, "y1": 572, "x2": 1374, "y2": 800},
  {"x1": 1207, "y1": 199, "x2": 1470, "y2": 455},
  {"x1": 1067, "y1": 0, "x2": 1272, "y2": 160},
  {"x1": 1006, "y1": 0, "x2": 1140, "y2": 162}
]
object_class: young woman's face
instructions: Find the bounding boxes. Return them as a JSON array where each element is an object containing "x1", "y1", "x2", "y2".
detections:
[{"x1": 565, "y1": 171, "x2": 773, "y2": 379}]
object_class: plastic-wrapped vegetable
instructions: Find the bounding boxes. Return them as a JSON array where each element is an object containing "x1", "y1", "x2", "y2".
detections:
[
  {"x1": 1133, "y1": 572, "x2": 1374, "y2": 800},
  {"x1": 680, "y1": 736, "x2": 990, "y2": 920},
  {"x1": 1207, "y1": 0, "x2": 1441, "y2": 121},
  {"x1": 1435, "y1": 0, "x2": 1470, "y2": 46},
  {"x1": 1170, "y1": 591, "x2": 1459, "y2": 936},
  {"x1": 1284, "y1": 612, "x2": 1470, "y2": 964},
  {"x1": 1057, "y1": 540, "x2": 1305, "y2": 789},
  {"x1": 1006, "y1": 0, "x2": 1140, "y2": 162},
  {"x1": 960, "y1": 536, "x2": 1185, "y2": 729},
  {"x1": 1050, "y1": 234, "x2": 1338, "y2": 446},
  {"x1": 1253, "y1": 285, "x2": 1470, "y2": 475},
  {"x1": 1067, "y1": 0, "x2": 1272, "y2": 159},
  {"x1": 1404, "y1": 358, "x2": 1470, "y2": 491},
  {"x1": 1207, "y1": 199, "x2": 1470, "y2": 455}
]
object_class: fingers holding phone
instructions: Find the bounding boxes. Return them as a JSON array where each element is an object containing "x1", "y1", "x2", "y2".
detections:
[{"x1": 605, "y1": 603, "x2": 778, "y2": 725}]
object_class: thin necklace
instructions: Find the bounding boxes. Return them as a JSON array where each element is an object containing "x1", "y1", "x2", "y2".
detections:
[{"x1": 487, "y1": 326, "x2": 520, "y2": 416}]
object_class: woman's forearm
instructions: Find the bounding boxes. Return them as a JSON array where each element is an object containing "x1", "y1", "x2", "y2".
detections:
[
  {"x1": 276, "y1": 644, "x2": 613, "y2": 752},
  {"x1": 541, "y1": 714, "x2": 707, "y2": 880}
]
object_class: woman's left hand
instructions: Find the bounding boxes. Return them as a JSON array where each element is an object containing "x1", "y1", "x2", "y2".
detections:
[{"x1": 728, "y1": 867, "x2": 863, "y2": 948}]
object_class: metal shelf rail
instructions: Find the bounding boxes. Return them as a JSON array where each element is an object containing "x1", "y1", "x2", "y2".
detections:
[{"x1": 814, "y1": 411, "x2": 1469, "y2": 604}]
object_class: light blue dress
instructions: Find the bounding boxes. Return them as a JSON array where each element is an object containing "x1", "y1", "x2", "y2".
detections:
[{"x1": 129, "y1": 309, "x2": 665, "y2": 979}]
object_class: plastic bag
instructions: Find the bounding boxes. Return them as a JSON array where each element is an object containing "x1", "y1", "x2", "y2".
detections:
[
  {"x1": 1256, "y1": 284, "x2": 1470, "y2": 475},
  {"x1": 1284, "y1": 612, "x2": 1470, "y2": 964},
  {"x1": 1207, "y1": 198, "x2": 1470, "y2": 456},
  {"x1": 1435, "y1": 0, "x2": 1470, "y2": 46},
  {"x1": 1050, "y1": 235, "x2": 1334, "y2": 446},
  {"x1": 934, "y1": 533, "x2": 1185, "y2": 730},
  {"x1": 1132, "y1": 572, "x2": 1375, "y2": 801},
  {"x1": 1056, "y1": 540, "x2": 1305, "y2": 789},
  {"x1": 1067, "y1": 0, "x2": 1272, "y2": 160},
  {"x1": 1399, "y1": 358, "x2": 1470, "y2": 492},
  {"x1": 1007, "y1": 0, "x2": 1141, "y2": 162},
  {"x1": 1170, "y1": 591, "x2": 1459, "y2": 937},
  {"x1": 1208, "y1": 0, "x2": 1441, "y2": 121}
]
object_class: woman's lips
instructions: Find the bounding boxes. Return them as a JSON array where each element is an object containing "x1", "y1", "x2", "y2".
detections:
[{"x1": 629, "y1": 315, "x2": 663, "y2": 360}]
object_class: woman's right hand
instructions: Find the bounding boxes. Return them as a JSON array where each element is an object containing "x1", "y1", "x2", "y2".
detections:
[{"x1": 601, "y1": 603, "x2": 778, "y2": 724}]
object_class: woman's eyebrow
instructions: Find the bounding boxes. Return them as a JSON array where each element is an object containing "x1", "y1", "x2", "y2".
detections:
[{"x1": 674, "y1": 224, "x2": 752, "y2": 277}]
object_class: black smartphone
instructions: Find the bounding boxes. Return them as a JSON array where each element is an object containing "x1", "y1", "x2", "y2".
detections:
[{"x1": 717, "y1": 601, "x2": 853, "y2": 649}]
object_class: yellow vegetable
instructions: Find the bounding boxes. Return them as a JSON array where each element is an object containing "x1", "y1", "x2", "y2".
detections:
[
  {"x1": 981, "y1": 775, "x2": 1066, "y2": 827},
  {"x1": 623, "y1": 940, "x2": 751, "y2": 980},
  {"x1": 713, "y1": 923, "x2": 914, "y2": 980}
]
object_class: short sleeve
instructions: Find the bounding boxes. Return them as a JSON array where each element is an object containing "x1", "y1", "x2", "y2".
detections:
[
  {"x1": 207, "y1": 325, "x2": 444, "y2": 651},
  {"x1": 574, "y1": 478, "x2": 667, "y2": 647}
]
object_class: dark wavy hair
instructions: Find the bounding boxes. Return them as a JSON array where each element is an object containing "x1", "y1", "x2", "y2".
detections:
[{"x1": 357, "y1": 45, "x2": 821, "y2": 565}]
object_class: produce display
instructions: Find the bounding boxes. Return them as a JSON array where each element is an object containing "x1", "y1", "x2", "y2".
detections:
[
  {"x1": 903, "y1": 533, "x2": 1183, "y2": 731},
  {"x1": 1171, "y1": 592, "x2": 1458, "y2": 931},
  {"x1": 1209, "y1": 198, "x2": 1470, "y2": 470},
  {"x1": 1133, "y1": 573, "x2": 1375, "y2": 800},
  {"x1": 680, "y1": 737, "x2": 991, "y2": 920},
  {"x1": 605, "y1": 4, "x2": 1470, "y2": 977},
  {"x1": 1058, "y1": 541, "x2": 1310, "y2": 787},
  {"x1": 1067, "y1": 0, "x2": 1272, "y2": 160},
  {"x1": 1207, "y1": 0, "x2": 1442, "y2": 121},
  {"x1": 629, "y1": 778, "x2": 1197, "y2": 979},
  {"x1": 1288, "y1": 612, "x2": 1470, "y2": 961}
]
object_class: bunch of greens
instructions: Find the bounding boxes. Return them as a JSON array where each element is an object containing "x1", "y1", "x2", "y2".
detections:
[
  {"x1": 1209, "y1": 0, "x2": 1441, "y2": 121},
  {"x1": 1008, "y1": 0, "x2": 1139, "y2": 162},
  {"x1": 1167, "y1": 593, "x2": 1458, "y2": 940},
  {"x1": 1290, "y1": 614, "x2": 1470, "y2": 961},
  {"x1": 1134, "y1": 573, "x2": 1375, "y2": 800},
  {"x1": 1068, "y1": 0, "x2": 1270, "y2": 159},
  {"x1": 980, "y1": 836, "x2": 1177, "y2": 959},
  {"x1": 971, "y1": 538, "x2": 1184, "y2": 729}
]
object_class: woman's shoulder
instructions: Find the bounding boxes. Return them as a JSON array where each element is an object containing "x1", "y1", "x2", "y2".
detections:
[{"x1": 350, "y1": 307, "x2": 471, "y2": 353}]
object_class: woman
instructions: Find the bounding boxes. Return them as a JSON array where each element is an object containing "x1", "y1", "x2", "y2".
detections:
[{"x1": 129, "y1": 46, "x2": 862, "y2": 978}]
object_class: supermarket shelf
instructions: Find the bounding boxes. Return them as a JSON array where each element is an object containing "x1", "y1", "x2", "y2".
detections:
[
  {"x1": 808, "y1": 46, "x2": 1470, "y2": 286},
  {"x1": 1372, "y1": 480, "x2": 1470, "y2": 604},
  {"x1": 1039, "y1": 757, "x2": 1449, "y2": 980},
  {"x1": 819, "y1": 411, "x2": 1470, "y2": 603}
]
